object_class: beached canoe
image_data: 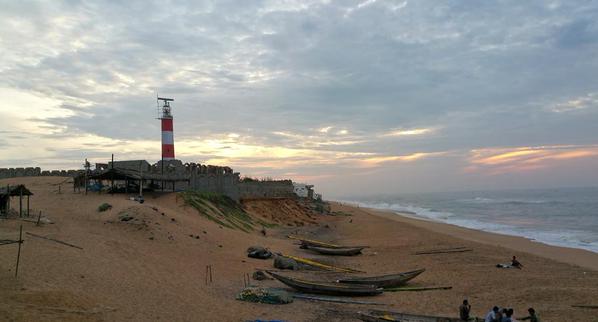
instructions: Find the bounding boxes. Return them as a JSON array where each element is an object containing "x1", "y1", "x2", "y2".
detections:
[
  {"x1": 288, "y1": 235, "x2": 370, "y2": 249},
  {"x1": 266, "y1": 271, "x2": 383, "y2": 296},
  {"x1": 337, "y1": 268, "x2": 425, "y2": 288},
  {"x1": 305, "y1": 245, "x2": 365, "y2": 256},
  {"x1": 358, "y1": 310, "x2": 484, "y2": 322}
]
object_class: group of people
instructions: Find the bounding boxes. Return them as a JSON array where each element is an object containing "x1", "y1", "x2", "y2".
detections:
[{"x1": 459, "y1": 300, "x2": 540, "y2": 322}]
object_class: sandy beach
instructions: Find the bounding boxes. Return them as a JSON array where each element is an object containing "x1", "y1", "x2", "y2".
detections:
[{"x1": 1, "y1": 177, "x2": 598, "y2": 321}]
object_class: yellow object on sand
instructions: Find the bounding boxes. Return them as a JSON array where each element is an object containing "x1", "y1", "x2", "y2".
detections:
[
  {"x1": 286, "y1": 235, "x2": 342, "y2": 248},
  {"x1": 280, "y1": 253, "x2": 365, "y2": 273}
]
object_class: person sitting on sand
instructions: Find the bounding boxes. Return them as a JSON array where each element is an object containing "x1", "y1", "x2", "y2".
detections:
[
  {"x1": 460, "y1": 299, "x2": 471, "y2": 321},
  {"x1": 495, "y1": 308, "x2": 504, "y2": 322},
  {"x1": 511, "y1": 256, "x2": 523, "y2": 269},
  {"x1": 502, "y1": 308, "x2": 514, "y2": 322},
  {"x1": 520, "y1": 308, "x2": 540, "y2": 322},
  {"x1": 485, "y1": 306, "x2": 499, "y2": 322}
]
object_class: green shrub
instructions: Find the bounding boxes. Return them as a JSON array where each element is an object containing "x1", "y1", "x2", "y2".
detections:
[{"x1": 97, "y1": 203, "x2": 112, "y2": 212}]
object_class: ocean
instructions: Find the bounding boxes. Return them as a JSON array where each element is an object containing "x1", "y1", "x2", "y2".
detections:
[{"x1": 341, "y1": 187, "x2": 598, "y2": 253}]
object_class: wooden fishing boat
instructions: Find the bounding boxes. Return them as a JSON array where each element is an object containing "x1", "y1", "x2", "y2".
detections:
[
  {"x1": 305, "y1": 245, "x2": 365, "y2": 256},
  {"x1": 288, "y1": 235, "x2": 369, "y2": 249},
  {"x1": 266, "y1": 271, "x2": 383, "y2": 296},
  {"x1": 337, "y1": 268, "x2": 425, "y2": 288},
  {"x1": 358, "y1": 310, "x2": 484, "y2": 322},
  {"x1": 278, "y1": 253, "x2": 365, "y2": 273}
]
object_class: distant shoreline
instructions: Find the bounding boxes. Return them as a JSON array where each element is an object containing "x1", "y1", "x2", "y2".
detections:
[{"x1": 350, "y1": 203, "x2": 598, "y2": 271}]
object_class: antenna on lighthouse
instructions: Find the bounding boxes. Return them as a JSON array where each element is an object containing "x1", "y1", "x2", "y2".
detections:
[{"x1": 157, "y1": 96, "x2": 174, "y2": 119}]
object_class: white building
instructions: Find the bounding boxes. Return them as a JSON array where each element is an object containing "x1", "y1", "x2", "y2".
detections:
[{"x1": 293, "y1": 183, "x2": 314, "y2": 199}]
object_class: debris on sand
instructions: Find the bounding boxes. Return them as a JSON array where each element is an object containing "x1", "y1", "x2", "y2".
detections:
[
  {"x1": 247, "y1": 246, "x2": 272, "y2": 259},
  {"x1": 252, "y1": 270, "x2": 273, "y2": 280},
  {"x1": 118, "y1": 213, "x2": 134, "y2": 222},
  {"x1": 236, "y1": 287, "x2": 293, "y2": 304},
  {"x1": 273, "y1": 255, "x2": 298, "y2": 270}
]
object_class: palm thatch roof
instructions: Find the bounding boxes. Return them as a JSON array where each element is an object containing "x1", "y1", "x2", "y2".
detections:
[{"x1": 0, "y1": 184, "x2": 33, "y2": 197}]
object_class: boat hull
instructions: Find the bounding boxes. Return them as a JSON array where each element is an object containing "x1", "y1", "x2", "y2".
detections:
[
  {"x1": 267, "y1": 271, "x2": 383, "y2": 296},
  {"x1": 338, "y1": 269, "x2": 425, "y2": 288},
  {"x1": 306, "y1": 245, "x2": 364, "y2": 256}
]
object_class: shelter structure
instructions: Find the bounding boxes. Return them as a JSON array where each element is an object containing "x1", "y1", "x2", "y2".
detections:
[
  {"x1": 0, "y1": 185, "x2": 33, "y2": 217},
  {"x1": 87, "y1": 166, "x2": 191, "y2": 194}
]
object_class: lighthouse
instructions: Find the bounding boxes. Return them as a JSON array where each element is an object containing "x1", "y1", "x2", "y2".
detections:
[{"x1": 158, "y1": 97, "x2": 175, "y2": 161}]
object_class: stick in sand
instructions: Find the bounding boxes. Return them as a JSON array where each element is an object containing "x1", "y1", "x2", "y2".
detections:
[
  {"x1": 414, "y1": 249, "x2": 472, "y2": 255},
  {"x1": 293, "y1": 294, "x2": 386, "y2": 305},
  {"x1": 572, "y1": 305, "x2": 598, "y2": 309},
  {"x1": 25, "y1": 232, "x2": 82, "y2": 250},
  {"x1": 413, "y1": 246, "x2": 468, "y2": 253},
  {"x1": 15, "y1": 225, "x2": 23, "y2": 277},
  {"x1": 384, "y1": 286, "x2": 452, "y2": 292}
]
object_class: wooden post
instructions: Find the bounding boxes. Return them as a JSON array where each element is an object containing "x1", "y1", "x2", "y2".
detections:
[
  {"x1": 139, "y1": 163, "x2": 143, "y2": 198},
  {"x1": 27, "y1": 195, "x2": 30, "y2": 217},
  {"x1": 19, "y1": 186, "x2": 22, "y2": 217},
  {"x1": 6, "y1": 184, "x2": 10, "y2": 214},
  {"x1": 58, "y1": 185, "x2": 61, "y2": 194},
  {"x1": 36, "y1": 211, "x2": 42, "y2": 226},
  {"x1": 84, "y1": 158, "x2": 90, "y2": 195},
  {"x1": 15, "y1": 225, "x2": 23, "y2": 278},
  {"x1": 111, "y1": 154, "x2": 114, "y2": 195}
]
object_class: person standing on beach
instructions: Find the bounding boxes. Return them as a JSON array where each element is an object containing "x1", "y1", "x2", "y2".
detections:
[
  {"x1": 485, "y1": 306, "x2": 499, "y2": 322},
  {"x1": 520, "y1": 308, "x2": 540, "y2": 322},
  {"x1": 460, "y1": 299, "x2": 471, "y2": 321}
]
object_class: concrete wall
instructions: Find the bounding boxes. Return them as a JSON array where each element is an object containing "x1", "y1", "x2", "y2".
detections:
[
  {"x1": 238, "y1": 180, "x2": 296, "y2": 199},
  {"x1": 0, "y1": 167, "x2": 82, "y2": 179},
  {"x1": 144, "y1": 161, "x2": 297, "y2": 200},
  {"x1": 1, "y1": 161, "x2": 304, "y2": 202},
  {"x1": 107, "y1": 160, "x2": 242, "y2": 201}
]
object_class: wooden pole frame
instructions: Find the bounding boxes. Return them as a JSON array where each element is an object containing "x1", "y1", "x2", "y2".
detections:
[
  {"x1": 7, "y1": 184, "x2": 10, "y2": 215},
  {"x1": 111, "y1": 154, "x2": 115, "y2": 195},
  {"x1": 19, "y1": 186, "x2": 23, "y2": 217},
  {"x1": 15, "y1": 225, "x2": 23, "y2": 278}
]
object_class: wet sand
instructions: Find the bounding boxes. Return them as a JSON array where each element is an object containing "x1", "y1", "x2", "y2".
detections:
[{"x1": 347, "y1": 203, "x2": 598, "y2": 272}]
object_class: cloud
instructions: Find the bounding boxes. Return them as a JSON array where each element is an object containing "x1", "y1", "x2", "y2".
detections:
[
  {"x1": 467, "y1": 145, "x2": 598, "y2": 174},
  {"x1": 359, "y1": 151, "x2": 447, "y2": 167},
  {"x1": 381, "y1": 128, "x2": 435, "y2": 137},
  {"x1": 1, "y1": 1, "x2": 598, "y2": 195},
  {"x1": 552, "y1": 92, "x2": 598, "y2": 112}
]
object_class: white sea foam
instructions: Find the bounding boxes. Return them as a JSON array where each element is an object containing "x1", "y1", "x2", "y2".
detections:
[{"x1": 338, "y1": 199, "x2": 598, "y2": 254}]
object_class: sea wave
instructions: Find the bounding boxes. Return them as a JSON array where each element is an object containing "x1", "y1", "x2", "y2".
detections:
[
  {"x1": 456, "y1": 197, "x2": 555, "y2": 205},
  {"x1": 338, "y1": 199, "x2": 598, "y2": 254}
]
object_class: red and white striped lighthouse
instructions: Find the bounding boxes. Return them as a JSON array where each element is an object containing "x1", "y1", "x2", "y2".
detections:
[{"x1": 158, "y1": 97, "x2": 175, "y2": 161}]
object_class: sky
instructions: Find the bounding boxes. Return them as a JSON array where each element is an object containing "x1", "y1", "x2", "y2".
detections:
[{"x1": 1, "y1": 0, "x2": 598, "y2": 198}]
